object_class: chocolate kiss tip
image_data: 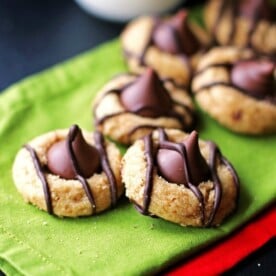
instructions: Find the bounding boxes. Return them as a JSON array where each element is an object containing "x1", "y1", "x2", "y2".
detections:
[
  {"x1": 183, "y1": 131, "x2": 199, "y2": 157},
  {"x1": 144, "y1": 67, "x2": 157, "y2": 79},
  {"x1": 188, "y1": 130, "x2": 198, "y2": 140},
  {"x1": 258, "y1": 61, "x2": 275, "y2": 75},
  {"x1": 145, "y1": 67, "x2": 154, "y2": 74},
  {"x1": 183, "y1": 130, "x2": 210, "y2": 185},
  {"x1": 47, "y1": 125, "x2": 100, "y2": 180},
  {"x1": 174, "y1": 9, "x2": 188, "y2": 20}
]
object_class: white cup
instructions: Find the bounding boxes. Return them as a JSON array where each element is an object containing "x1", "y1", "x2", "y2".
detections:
[{"x1": 74, "y1": 0, "x2": 184, "y2": 22}]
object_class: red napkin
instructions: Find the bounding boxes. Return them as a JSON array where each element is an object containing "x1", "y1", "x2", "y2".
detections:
[{"x1": 168, "y1": 207, "x2": 276, "y2": 276}]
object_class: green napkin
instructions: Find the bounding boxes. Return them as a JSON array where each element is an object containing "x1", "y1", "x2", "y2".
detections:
[{"x1": 0, "y1": 39, "x2": 275, "y2": 276}]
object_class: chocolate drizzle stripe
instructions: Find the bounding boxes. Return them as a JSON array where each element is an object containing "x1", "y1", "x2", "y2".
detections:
[
  {"x1": 140, "y1": 133, "x2": 155, "y2": 215},
  {"x1": 162, "y1": 78, "x2": 189, "y2": 91},
  {"x1": 205, "y1": 141, "x2": 222, "y2": 226},
  {"x1": 139, "y1": 17, "x2": 158, "y2": 66},
  {"x1": 94, "y1": 131, "x2": 118, "y2": 207},
  {"x1": 95, "y1": 107, "x2": 194, "y2": 135},
  {"x1": 207, "y1": 141, "x2": 240, "y2": 225},
  {"x1": 95, "y1": 111, "x2": 127, "y2": 126},
  {"x1": 93, "y1": 88, "x2": 124, "y2": 122},
  {"x1": 195, "y1": 63, "x2": 233, "y2": 77},
  {"x1": 221, "y1": 155, "x2": 240, "y2": 196},
  {"x1": 24, "y1": 144, "x2": 53, "y2": 214},
  {"x1": 94, "y1": 90, "x2": 195, "y2": 131},
  {"x1": 210, "y1": 0, "x2": 231, "y2": 44},
  {"x1": 194, "y1": 81, "x2": 233, "y2": 93},
  {"x1": 137, "y1": 128, "x2": 239, "y2": 226},
  {"x1": 210, "y1": 0, "x2": 272, "y2": 52},
  {"x1": 66, "y1": 126, "x2": 96, "y2": 213},
  {"x1": 158, "y1": 129, "x2": 205, "y2": 224},
  {"x1": 123, "y1": 18, "x2": 158, "y2": 67},
  {"x1": 227, "y1": 0, "x2": 238, "y2": 44},
  {"x1": 127, "y1": 124, "x2": 157, "y2": 138},
  {"x1": 246, "y1": 7, "x2": 261, "y2": 48},
  {"x1": 194, "y1": 80, "x2": 276, "y2": 103}
]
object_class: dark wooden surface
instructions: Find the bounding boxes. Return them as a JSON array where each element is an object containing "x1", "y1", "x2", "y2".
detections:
[{"x1": 0, "y1": 0, "x2": 275, "y2": 275}]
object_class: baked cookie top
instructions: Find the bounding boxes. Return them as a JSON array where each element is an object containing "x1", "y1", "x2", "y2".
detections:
[
  {"x1": 12, "y1": 125, "x2": 123, "y2": 217},
  {"x1": 204, "y1": 0, "x2": 276, "y2": 56},
  {"x1": 122, "y1": 128, "x2": 239, "y2": 227},
  {"x1": 121, "y1": 9, "x2": 205, "y2": 87},
  {"x1": 93, "y1": 68, "x2": 195, "y2": 144},
  {"x1": 192, "y1": 47, "x2": 276, "y2": 134}
]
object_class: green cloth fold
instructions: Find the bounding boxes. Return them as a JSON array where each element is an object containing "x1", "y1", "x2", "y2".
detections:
[{"x1": 0, "y1": 40, "x2": 275, "y2": 276}]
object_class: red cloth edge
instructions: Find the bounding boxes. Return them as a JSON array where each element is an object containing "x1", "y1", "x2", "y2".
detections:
[{"x1": 168, "y1": 207, "x2": 276, "y2": 276}]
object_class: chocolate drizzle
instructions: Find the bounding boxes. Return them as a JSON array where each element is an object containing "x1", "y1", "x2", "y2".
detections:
[
  {"x1": 157, "y1": 129, "x2": 205, "y2": 224},
  {"x1": 123, "y1": 10, "x2": 200, "y2": 81},
  {"x1": 25, "y1": 126, "x2": 118, "y2": 215},
  {"x1": 210, "y1": 0, "x2": 275, "y2": 53},
  {"x1": 66, "y1": 125, "x2": 96, "y2": 213},
  {"x1": 194, "y1": 61, "x2": 276, "y2": 103},
  {"x1": 206, "y1": 141, "x2": 222, "y2": 225},
  {"x1": 210, "y1": 0, "x2": 231, "y2": 45},
  {"x1": 134, "y1": 133, "x2": 155, "y2": 216},
  {"x1": 24, "y1": 144, "x2": 53, "y2": 214},
  {"x1": 94, "y1": 131, "x2": 118, "y2": 207},
  {"x1": 136, "y1": 128, "x2": 239, "y2": 226},
  {"x1": 94, "y1": 75, "x2": 195, "y2": 137}
]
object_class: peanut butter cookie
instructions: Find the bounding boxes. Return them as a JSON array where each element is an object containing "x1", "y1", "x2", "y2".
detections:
[
  {"x1": 122, "y1": 128, "x2": 239, "y2": 227},
  {"x1": 12, "y1": 125, "x2": 123, "y2": 217},
  {"x1": 93, "y1": 69, "x2": 195, "y2": 144},
  {"x1": 192, "y1": 47, "x2": 276, "y2": 134}
]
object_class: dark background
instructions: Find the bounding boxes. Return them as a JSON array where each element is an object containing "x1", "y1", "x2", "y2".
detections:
[{"x1": 0, "y1": 0, "x2": 275, "y2": 275}]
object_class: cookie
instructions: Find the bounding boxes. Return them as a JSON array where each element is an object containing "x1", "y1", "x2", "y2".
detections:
[
  {"x1": 122, "y1": 128, "x2": 239, "y2": 227},
  {"x1": 93, "y1": 68, "x2": 195, "y2": 145},
  {"x1": 192, "y1": 46, "x2": 276, "y2": 134},
  {"x1": 12, "y1": 125, "x2": 123, "y2": 217},
  {"x1": 121, "y1": 9, "x2": 205, "y2": 87},
  {"x1": 204, "y1": 0, "x2": 276, "y2": 56}
]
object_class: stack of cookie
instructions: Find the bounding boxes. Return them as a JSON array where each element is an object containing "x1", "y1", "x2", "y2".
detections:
[{"x1": 13, "y1": 1, "x2": 275, "y2": 227}]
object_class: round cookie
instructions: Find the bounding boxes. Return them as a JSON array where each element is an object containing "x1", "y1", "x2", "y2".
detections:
[
  {"x1": 204, "y1": 0, "x2": 276, "y2": 56},
  {"x1": 121, "y1": 9, "x2": 205, "y2": 87},
  {"x1": 12, "y1": 125, "x2": 123, "y2": 217},
  {"x1": 93, "y1": 68, "x2": 195, "y2": 145},
  {"x1": 192, "y1": 47, "x2": 276, "y2": 134},
  {"x1": 122, "y1": 128, "x2": 239, "y2": 227}
]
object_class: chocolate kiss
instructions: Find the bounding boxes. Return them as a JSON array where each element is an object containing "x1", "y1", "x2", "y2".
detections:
[
  {"x1": 157, "y1": 131, "x2": 210, "y2": 185},
  {"x1": 238, "y1": 0, "x2": 272, "y2": 20},
  {"x1": 152, "y1": 9, "x2": 200, "y2": 55},
  {"x1": 231, "y1": 60, "x2": 275, "y2": 98},
  {"x1": 47, "y1": 125, "x2": 100, "y2": 179},
  {"x1": 120, "y1": 68, "x2": 172, "y2": 118}
]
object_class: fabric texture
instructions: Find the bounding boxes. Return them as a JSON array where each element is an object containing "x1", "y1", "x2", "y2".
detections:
[
  {"x1": 0, "y1": 40, "x2": 276, "y2": 275},
  {"x1": 168, "y1": 207, "x2": 276, "y2": 275}
]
